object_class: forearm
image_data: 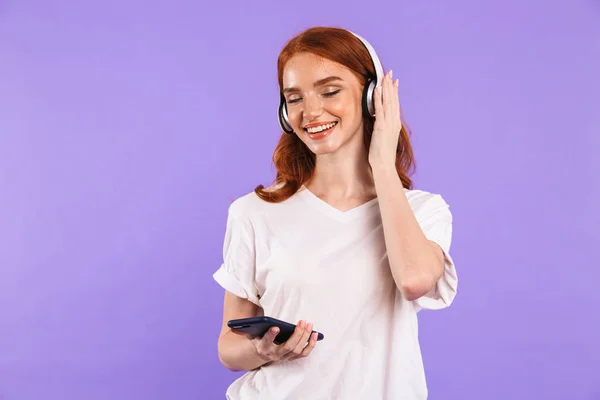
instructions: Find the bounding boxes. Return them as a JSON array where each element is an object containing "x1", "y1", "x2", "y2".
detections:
[
  {"x1": 372, "y1": 163, "x2": 443, "y2": 300},
  {"x1": 218, "y1": 331, "x2": 270, "y2": 371}
]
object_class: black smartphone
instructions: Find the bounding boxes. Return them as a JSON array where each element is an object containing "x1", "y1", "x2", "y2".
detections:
[{"x1": 227, "y1": 316, "x2": 324, "y2": 345}]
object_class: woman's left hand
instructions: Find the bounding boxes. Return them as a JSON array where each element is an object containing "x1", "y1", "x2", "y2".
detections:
[{"x1": 368, "y1": 70, "x2": 402, "y2": 169}]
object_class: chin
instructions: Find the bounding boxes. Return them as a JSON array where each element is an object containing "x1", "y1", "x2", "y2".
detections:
[
  {"x1": 311, "y1": 144, "x2": 341, "y2": 155},
  {"x1": 302, "y1": 137, "x2": 342, "y2": 155}
]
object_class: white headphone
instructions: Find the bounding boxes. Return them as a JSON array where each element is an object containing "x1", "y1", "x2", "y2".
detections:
[{"x1": 278, "y1": 30, "x2": 385, "y2": 134}]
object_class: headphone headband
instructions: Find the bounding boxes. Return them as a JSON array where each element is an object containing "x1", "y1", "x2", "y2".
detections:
[
  {"x1": 278, "y1": 29, "x2": 384, "y2": 134},
  {"x1": 349, "y1": 31, "x2": 384, "y2": 92}
]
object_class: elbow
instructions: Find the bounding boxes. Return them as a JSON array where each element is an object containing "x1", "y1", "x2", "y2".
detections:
[
  {"x1": 222, "y1": 362, "x2": 242, "y2": 373},
  {"x1": 217, "y1": 335, "x2": 241, "y2": 372},
  {"x1": 218, "y1": 352, "x2": 237, "y2": 372},
  {"x1": 400, "y1": 257, "x2": 444, "y2": 301},
  {"x1": 400, "y1": 276, "x2": 435, "y2": 302},
  {"x1": 218, "y1": 351, "x2": 242, "y2": 372}
]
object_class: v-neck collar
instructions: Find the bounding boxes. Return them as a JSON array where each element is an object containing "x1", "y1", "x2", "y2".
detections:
[{"x1": 298, "y1": 186, "x2": 379, "y2": 223}]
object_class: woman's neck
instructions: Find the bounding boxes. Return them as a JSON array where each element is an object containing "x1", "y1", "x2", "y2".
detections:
[{"x1": 305, "y1": 147, "x2": 376, "y2": 200}]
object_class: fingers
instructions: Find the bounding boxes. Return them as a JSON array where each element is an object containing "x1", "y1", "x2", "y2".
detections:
[
  {"x1": 393, "y1": 77, "x2": 401, "y2": 127},
  {"x1": 297, "y1": 332, "x2": 318, "y2": 358},
  {"x1": 262, "y1": 326, "x2": 280, "y2": 345},
  {"x1": 385, "y1": 70, "x2": 400, "y2": 120},
  {"x1": 374, "y1": 81, "x2": 384, "y2": 119},
  {"x1": 383, "y1": 70, "x2": 393, "y2": 118},
  {"x1": 281, "y1": 320, "x2": 309, "y2": 356},
  {"x1": 252, "y1": 326, "x2": 280, "y2": 361},
  {"x1": 291, "y1": 322, "x2": 313, "y2": 355},
  {"x1": 253, "y1": 320, "x2": 320, "y2": 362},
  {"x1": 375, "y1": 70, "x2": 398, "y2": 120},
  {"x1": 382, "y1": 70, "x2": 402, "y2": 132},
  {"x1": 255, "y1": 326, "x2": 279, "y2": 356}
]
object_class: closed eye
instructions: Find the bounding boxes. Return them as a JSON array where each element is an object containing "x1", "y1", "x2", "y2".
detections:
[
  {"x1": 323, "y1": 89, "x2": 341, "y2": 98},
  {"x1": 286, "y1": 89, "x2": 341, "y2": 104}
]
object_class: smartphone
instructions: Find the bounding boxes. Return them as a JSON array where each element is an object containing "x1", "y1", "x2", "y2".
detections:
[{"x1": 227, "y1": 316, "x2": 324, "y2": 345}]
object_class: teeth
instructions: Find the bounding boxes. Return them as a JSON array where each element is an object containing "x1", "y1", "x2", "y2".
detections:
[{"x1": 306, "y1": 122, "x2": 337, "y2": 134}]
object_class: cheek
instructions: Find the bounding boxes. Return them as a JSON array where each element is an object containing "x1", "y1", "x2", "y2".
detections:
[
  {"x1": 327, "y1": 102, "x2": 347, "y2": 116},
  {"x1": 328, "y1": 96, "x2": 361, "y2": 126},
  {"x1": 333, "y1": 91, "x2": 362, "y2": 116},
  {"x1": 288, "y1": 106, "x2": 303, "y2": 125}
]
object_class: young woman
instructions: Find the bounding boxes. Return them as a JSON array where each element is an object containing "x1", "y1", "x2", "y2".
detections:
[{"x1": 213, "y1": 26, "x2": 458, "y2": 400}]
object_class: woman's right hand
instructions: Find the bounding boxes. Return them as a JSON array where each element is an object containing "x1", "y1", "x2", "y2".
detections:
[{"x1": 249, "y1": 320, "x2": 319, "y2": 363}]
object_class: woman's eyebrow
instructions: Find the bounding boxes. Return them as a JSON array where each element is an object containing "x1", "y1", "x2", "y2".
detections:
[{"x1": 283, "y1": 76, "x2": 344, "y2": 94}]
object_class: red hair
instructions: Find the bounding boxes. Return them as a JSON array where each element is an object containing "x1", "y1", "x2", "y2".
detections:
[{"x1": 255, "y1": 26, "x2": 415, "y2": 202}]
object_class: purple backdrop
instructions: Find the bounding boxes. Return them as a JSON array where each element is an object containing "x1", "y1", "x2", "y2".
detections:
[{"x1": 1, "y1": 0, "x2": 599, "y2": 399}]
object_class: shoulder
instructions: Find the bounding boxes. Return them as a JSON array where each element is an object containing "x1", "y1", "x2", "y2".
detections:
[
  {"x1": 227, "y1": 191, "x2": 266, "y2": 219},
  {"x1": 404, "y1": 188, "x2": 451, "y2": 220},
  {"x1": 227, "y1": 183, "x2": 293, "y2": 220}
]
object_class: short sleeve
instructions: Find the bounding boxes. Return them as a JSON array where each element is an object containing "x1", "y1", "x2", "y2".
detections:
[
  {"x1": 212, "y1": 204, "x2": 261, "y2": 306},
  {"x1": 412, "y1": 193, "x2": 458, "y2": 311}
]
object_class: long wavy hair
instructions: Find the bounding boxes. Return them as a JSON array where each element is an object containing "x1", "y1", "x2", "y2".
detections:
[{"x1": 255, "y1": 27, "x2": 416, "y2": 202}]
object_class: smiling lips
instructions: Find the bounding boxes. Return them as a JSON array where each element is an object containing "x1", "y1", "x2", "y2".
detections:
[{"x1": 303, "y1": 121, "x2": 338, "y2": 140}]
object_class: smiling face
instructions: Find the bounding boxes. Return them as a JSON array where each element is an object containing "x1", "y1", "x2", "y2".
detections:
[{"x1": 281, "y1": 52, "x2": 366, "y2": 156}]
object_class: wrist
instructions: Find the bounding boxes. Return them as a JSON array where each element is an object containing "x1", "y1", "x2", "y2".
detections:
[
  {"x1": 370, "y1": 160, "x2": 396, "y2": 177},
  {"x1": 219, "y1": 331, "x2": 270, "y2": 371}
]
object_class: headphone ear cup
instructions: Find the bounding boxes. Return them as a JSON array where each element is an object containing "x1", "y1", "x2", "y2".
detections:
[
  {"x1": 362, "y1": 79, "x2": 376, "y2": 118},
  {"x1": 278, "y1": 94, "x2": 294, "y2": 134}
]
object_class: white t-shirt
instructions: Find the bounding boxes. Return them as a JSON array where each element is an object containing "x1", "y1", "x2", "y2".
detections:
[{"x1": 213, "y1": 186, "x2": 458, "y2": 400}]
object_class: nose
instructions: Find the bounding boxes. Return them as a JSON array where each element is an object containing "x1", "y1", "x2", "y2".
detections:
[{"x1": 303, "y1": 94, "x2": 323, "y2": 122}]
